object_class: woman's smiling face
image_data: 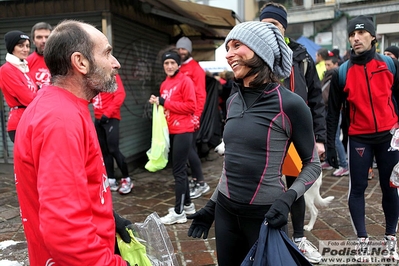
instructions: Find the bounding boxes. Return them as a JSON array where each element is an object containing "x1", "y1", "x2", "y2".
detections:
[{"x1": 225, "y1": 40, "x2": 254, "y2": 86}]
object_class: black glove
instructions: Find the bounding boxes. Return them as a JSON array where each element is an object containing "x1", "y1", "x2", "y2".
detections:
[
  {"x1": 265, "y1": 189, "x2": 297, "y2": 229},
  {"x1": 327, "y1": 147, "x2": 339, "y2": 169},
  {"x1": 126, "y1": 261, "x2": 130, "y2": 266},
  {"x1": 100, "y1": 114, "x2": 109, "y2": 124},
  {"x1": 187, "y1": 200, "x2": 215, "y2": 239},
  {"x1": 114, "y1": 211, "x2": 132, "y2": 243}
]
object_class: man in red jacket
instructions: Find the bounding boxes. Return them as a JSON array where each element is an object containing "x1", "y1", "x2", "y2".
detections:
[
  {"x1": 13, "y1": 20, "x2": 132, "y2": 266},
  {"x1": 176, "y1": 36, "x2": 210, "y2": 199},
  {"x1": 93, "y1": 74, "x2": 133, "y2": 195},
  {"x1": 27, "y1": 21, "x2": 52, "y2": 89},
  {"x1": 327, "y1": 15, "x2": 399, "y2": 261}
]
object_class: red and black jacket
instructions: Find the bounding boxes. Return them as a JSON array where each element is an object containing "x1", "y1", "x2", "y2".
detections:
[{"x1": 327, "y1": 47, "x2": 399, "y2": 148}]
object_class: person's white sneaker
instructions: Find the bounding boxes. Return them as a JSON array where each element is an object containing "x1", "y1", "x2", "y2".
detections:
[
  {"x1": 333, "y1": 167, "x2": 349, "y2": 177},
  {"x1": 383, "y1": 235, "x2": 399, "y2": 260},
  {"x1": 108, "y1": 178, "x2": 119, "y2": 192},
  {"x1": 355, "y1": 237, "x2": 370, "y2": 262},
  {"x1": 190, "y1": 183, "x2": 210, "y2": 199},
  {"x1": 321, "y1": 161, "x2": 333, "y2": 170},
  {"x1": 168, "y1": 203, "x2": 196, "y2": 215},
  {"x1": 118, "y1": 177, "x2": 133, "y2": 195},
  {"x1": 294, "y1": 237, "x2": 322, "y2": 264},
  {"x1": 160, "y1": 209, "x2": 187, "y2": 225}
]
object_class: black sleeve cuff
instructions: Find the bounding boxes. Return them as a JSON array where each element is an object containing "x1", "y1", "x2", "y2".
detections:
[
  {"x1": 315, "y1": 135, "x2": 325, "y2": 144},
  {"x1": 159, "y1": 97, "x2": 165, "y2": 106}
]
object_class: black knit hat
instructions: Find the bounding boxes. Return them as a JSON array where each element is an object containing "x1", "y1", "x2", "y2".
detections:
[
  {"x1": 385, "y1": 46, "x2": 399, "y2": 59},
  {"x1": 347, "y1": 15, "x2": 375, "y2": 37},
  {"x1": 161, "y1": 51, "x2": 181, "y2": 66},
  {"x1": 259, "y1": 5, "x2": 288, "y2": 30},
  {"x1": 4, "y1": 30, "x2": 30, "y2": 54}
]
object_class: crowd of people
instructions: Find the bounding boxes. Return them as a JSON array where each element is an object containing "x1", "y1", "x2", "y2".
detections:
[{"x1": 2, "y1": 1, "x2": 399, "y2": 264}]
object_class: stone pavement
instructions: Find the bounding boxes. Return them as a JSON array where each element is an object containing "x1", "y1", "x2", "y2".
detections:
[{"x1": 0, "y1": 155, "x2": 395, "y2": 266}]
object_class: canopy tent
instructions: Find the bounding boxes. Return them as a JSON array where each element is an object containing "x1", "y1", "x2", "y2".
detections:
[{"x1": 296, "y1": 36, "x2": 321, "y2": 62}]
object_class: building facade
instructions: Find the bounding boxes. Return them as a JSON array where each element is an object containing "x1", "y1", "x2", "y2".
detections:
[{"x1": 251, "y1": 0, "x2": 399, "y2": 56}]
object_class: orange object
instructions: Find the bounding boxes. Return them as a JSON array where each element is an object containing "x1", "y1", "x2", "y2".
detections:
[{"x1": 282, "y1": 144, "x2": 303, "y2": 176}]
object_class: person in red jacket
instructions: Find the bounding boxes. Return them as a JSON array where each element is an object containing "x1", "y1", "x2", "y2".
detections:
[
  {"x1": 0, "y1": 30, "x2": 36, "y2": 142},
  {"x1": 93, "y1": 74, "x2": 133, "y2": 195},
  {"x1": 327, "y1": 15, "x2": 399, "y2": 261},
  {"x1": 149, "y1": 50, "x2": 197, "y2": 225},
  {"x1": 27, "y1": 21, "x2": 52, "y2": 89},
  {"x1": 13, "y1": 20, "x2": 132, "y2": 266},
  {"x1": 176, "y1": 36, "x2": 210, "y2": 199}
]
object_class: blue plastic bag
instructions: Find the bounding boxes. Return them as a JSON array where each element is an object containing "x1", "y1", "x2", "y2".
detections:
[{"x1": 241, "y1": 219, "x2": 312, "y2": 266}]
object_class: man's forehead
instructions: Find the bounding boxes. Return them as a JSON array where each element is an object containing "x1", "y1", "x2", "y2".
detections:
[
  {"x1": 35, "y1": 29, "x2": 51, "y2": 36},
  {"x1": 261, "y1": 18, "x2": 280, "y2": 24}
]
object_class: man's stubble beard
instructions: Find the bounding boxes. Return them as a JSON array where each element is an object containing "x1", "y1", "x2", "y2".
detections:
[
  {"x1": 83, "y1": 64, "x2": 118, "y2": 100},
  {"x1": 180, "y1": 53, "x2": 190, "y2": 63}
]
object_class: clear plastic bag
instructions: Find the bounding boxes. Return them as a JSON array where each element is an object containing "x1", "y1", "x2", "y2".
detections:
[
  {"x1": 390, "y1": 128, "x2": 399, "y2": 151},
  {"x1": 128, "y1": 212, "x2": 178, "y2": 266},
  {"x1": 390, "y1": 161, "x2": 399, "y2": 188},
  {"x1": 389, "y1": 124, "x2": 399, "y2": 151}
]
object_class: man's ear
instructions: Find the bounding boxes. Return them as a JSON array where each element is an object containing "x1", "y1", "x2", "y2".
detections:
[{"x1": 71, "y1": 52, "x2": 89, "y2": 75}]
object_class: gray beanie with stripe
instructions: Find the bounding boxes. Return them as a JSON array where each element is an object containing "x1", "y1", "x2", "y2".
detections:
[{"x1": 225, "y1": 21, "x2": 292, "y2": 79}]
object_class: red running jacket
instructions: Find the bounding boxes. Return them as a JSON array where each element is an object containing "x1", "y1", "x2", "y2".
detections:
[
  {"x1": 160, "y1": 71, "x2": 196, "y2": 134},
  {"x1": 179, "y1": 58, "x2": 206, "y2": 118},
  {"x1": 0, "y1": 62, "x2": 36, "y2": 131},
  {"x1": 93, "y1": 74, "x2": 126, "y2": 120},
  {"x1": 27, "y1": 51, "x2": 51, "y2": 88},
  {"x1": 14, "y1": 85, "x2": 127, "y2": 266}
]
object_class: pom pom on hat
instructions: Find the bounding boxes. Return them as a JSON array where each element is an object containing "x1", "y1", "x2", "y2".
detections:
[
  {"x1": 162, "y1": 50, "x2": 181, "y2": 66},
  {"x1": 225, "y1": 21, "x2": 292, "y2": 79},
  {"x1": 176, "y1": 37, "x2": 192, "y2": 53},
  {"x1": 4, "y1": 30, "x2": 30, "y2": 54},
  {"x1": 347, "y1": 15, "x2": 375, "y2": 37}
]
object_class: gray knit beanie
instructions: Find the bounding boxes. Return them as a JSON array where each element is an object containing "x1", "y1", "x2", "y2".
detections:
[
  {"x1": 225, "y1": 21, "x2": 292, "y2": 79},
  {"x1": 176, "y1": 37, "x2": 192, "y2": 53}
]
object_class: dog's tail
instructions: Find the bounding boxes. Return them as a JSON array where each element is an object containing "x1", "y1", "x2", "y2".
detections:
[{"x1": 314, "y1": 194, "x2": 334, "y2": 208}]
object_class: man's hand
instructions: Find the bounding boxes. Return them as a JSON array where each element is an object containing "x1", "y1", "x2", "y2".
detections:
[
  {"x1": 327, "y1": 148, "x2": 339, "y2": 169},
  {"x1": 100, "y1": 114, "x2": 109, "y2": 124},
  {"x1": 113, "y1": 211, "x2": 132, "y2": 243},
  {"x1": 315, "y1": 142, "x2": 325, "y2": 156}
]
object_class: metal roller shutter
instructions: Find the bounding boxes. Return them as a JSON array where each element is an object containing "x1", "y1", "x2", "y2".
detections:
[{"x1": 111, "y1": 15, "x2": 169, "y2": 161}]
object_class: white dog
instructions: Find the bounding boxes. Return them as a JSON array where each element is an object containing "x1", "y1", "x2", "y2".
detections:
[{"x1": 214, "y1": 140, "x2": 334, "y2": 231}]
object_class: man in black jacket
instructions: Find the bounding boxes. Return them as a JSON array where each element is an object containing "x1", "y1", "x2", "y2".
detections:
[{"x1": 260, "y1": 2, "x2": 325, "y2": 264}]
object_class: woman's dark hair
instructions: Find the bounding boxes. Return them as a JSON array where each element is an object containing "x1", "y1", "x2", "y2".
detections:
[
  {"x1": 237, "y1": 53, "x2": 279, "y2": 88},
  {"x1": 44, "y1": 20, "x2": 95, "y2": 80}
]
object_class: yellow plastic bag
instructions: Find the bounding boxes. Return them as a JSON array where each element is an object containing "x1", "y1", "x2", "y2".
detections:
[
  {"x1": 117, "y1": 229, "x2": 152, "y2": 266},
  {"x1": 145, "y1": 104, "x2": 170, "y2": 172}
]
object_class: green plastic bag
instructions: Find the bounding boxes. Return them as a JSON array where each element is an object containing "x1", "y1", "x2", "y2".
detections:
[
  {"x1": 117, "y1": 229, "x2": 152, "y2": 266},
  {"x1": 145, "y1": 104, "x2": 169, "y2": 172}
]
